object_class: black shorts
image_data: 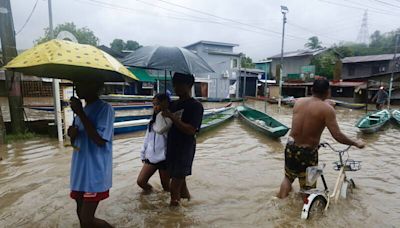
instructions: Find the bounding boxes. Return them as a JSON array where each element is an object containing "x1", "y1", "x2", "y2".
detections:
[{"x1": 143, "y1": 159, "x2": 168, "y2": 170}]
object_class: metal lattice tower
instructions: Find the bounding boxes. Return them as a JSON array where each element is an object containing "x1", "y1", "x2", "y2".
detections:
[{"x1": 356, "y1": 10, "x2": 369, "y2": 44}]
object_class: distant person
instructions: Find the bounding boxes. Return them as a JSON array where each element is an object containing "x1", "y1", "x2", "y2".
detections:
[
  {"x1": 68, "y1": 81, "x2": 114, "y2": 228},
  {"x1": 137, "y1": 93, "x2": 172, "y2": 192},
  {"x1": 162, "y1": 73, "x2": 204, "y2": 206},
  {"x1": 277, "y1": 78, "x2": 365, "y2": 199},
  {"x1": 372, "y1": 86, "x2": 388, "y2": 110}
]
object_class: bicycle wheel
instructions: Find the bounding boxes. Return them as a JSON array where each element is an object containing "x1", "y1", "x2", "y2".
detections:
[{"x1": 307, "y1": 195, "x2": 327, "y2": 219}]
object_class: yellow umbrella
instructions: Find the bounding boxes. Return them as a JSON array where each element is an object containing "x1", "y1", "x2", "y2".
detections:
[{"x1": 4, "y1": 39, "x2": 138, "y2": 82}]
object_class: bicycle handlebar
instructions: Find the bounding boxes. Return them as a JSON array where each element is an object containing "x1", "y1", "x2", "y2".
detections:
[{"x1": 319, "y1": 142, "x2": 351, "y2": 153}]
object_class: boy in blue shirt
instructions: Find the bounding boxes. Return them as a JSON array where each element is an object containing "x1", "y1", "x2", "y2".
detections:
[{"x1": 68, "y1": 80, "x2": 114, "y2": 228}]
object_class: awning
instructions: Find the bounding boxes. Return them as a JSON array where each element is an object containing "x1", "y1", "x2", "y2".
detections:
[{"x1": 129, "y1": 68, "x2": 172, "y2": 82}]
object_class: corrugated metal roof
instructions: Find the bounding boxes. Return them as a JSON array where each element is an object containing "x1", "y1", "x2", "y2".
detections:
[
  {"x1": 341, "y1": 53, "x2": 397, "y2": 63},
  {"x1": 207, "y1": 50, "x2": 241, "y2": 56},
  {"x1": 255, "y1": 60, "x2": 272, "y2": 64},
  {"x1": 269, "y1": 48, "x2": 326, "y2": 59},
  {"x1": 184, "y1": 40, "x2": 239, "y2": 48},
  {"x1": 240, "y1": 68, "x2": 265, "y2": 73}
]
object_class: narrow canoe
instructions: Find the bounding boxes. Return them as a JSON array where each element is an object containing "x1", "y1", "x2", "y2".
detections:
[
  {"x1": 200, "y1": 107, "x2": 235, "y2": 132},
  {"x1": 26, "y1": 104, "x2": 153, "y2": 112},
  {"x1": 355, "y1": 109, "x2": 390, "y2": 133},
  {"x1": 333, "y1": 100, "x2": 366, "y2": 110},
  {"x1": 113, "y1": 105, "x2": 233, "y2": 135},
  {"x1": 114, "y1": 119, "x2": 150, "y2": 135},
  {"x1": 391, "y1": 109, "x2": 400, "y2": 125},
  {"x1": 236, "y1": 105, "x2": 289, "y2": 138}
]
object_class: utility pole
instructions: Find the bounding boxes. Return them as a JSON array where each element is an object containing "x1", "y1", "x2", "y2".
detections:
[
  {"x1": 47, "y1": 0, "x2": 63, "y2": 142},
  {"x1": 278, "y1": 5, "x2": 288, "y2": 108},
  {"x1": 0, "y1": 0, "x2": 26, "y2": 134},
  {"x1": 236, "y1": 54, "x2": 242, "y2": 99},
  {"x1": 388, "y1": 33, "x2": 399, "y2": 109}
]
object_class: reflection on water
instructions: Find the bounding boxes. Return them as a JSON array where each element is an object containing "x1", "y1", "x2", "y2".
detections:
[{"x1": 0, "y1": 100, "x2": 399, "y2": 227}]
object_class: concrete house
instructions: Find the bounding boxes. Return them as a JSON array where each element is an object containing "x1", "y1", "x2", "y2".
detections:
[
  {"x1": 341, "y1": 53, "x2": 400, "y2": 103},
  {"x1": 341, "y1": 53, "x2": 399, "y2": 80},
  {"x1": 269, "y1": 48, "x2": 327, "y2": 81},
  {"x1": 184, "y1": 41, "x2": 241, "y2": 98}
]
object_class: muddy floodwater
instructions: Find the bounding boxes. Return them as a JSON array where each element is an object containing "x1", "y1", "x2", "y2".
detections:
[{"x1": 0, "y1": 100, "x2": 399, "y2": 227}]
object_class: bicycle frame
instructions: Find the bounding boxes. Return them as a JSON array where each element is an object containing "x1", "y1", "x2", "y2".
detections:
[{"x1": 301, "y1": 143, "x2": 359, "y2": 219}]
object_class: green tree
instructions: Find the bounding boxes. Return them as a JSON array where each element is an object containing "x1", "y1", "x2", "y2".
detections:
[
  {"x1": 35, "y1": 22, "x2": 99, "y2": 45},
  {"x1": 311, "y1": 50, "x2": 337, "y2": 79},
  {"x1": 110, "y1": 39, "x2": 125, "y2": 52},
  {"x1": 110, "y1": 39, "x2": 142, "y2": 52},
  {"x1": 305, "y1": 36, "x2": 323, "y2": 49},
  {"x1": 241, "y1": 55, "x2": 255, "y2": 68},
  {"x1": 125, "y1": 40, "x2": 142, "y2": 50}
]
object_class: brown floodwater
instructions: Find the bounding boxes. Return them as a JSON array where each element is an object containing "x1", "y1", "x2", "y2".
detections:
[{"x1": 0, "y1": 100, "x2": 399, "y2": 227}]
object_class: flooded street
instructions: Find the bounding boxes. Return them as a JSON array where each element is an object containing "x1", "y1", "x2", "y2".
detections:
[{"x1": 0, "y1": 100, "x2": 399, "y2": 227}]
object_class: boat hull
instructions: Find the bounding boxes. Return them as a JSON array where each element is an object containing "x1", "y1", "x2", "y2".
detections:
[
  {"x1": 356, "y1": 109, "x2": 390, "y2": 133},
  {"x1": 200, "y1": 108, "x2": 235, "y2": 132},
  {"x1": 236, "y1": 106, "x2": 289, "y2": 138}
]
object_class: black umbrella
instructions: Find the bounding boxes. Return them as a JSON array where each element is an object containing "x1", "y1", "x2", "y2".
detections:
[{"x1": 121, "y1": 46, "x2": 215, "y2": 92}]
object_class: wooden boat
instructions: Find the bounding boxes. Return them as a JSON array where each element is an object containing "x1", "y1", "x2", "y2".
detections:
[
  {"x1": 26, "y1": 103, "x2": 153, "y2": 112},
  {"x1": 114, "y1": 114, "x2": 151, "y2": 123},
  {"x1": 333, "y1": 100, "x2": 366, "y2": 110},
  {"x1": 200, "y1": 107, "x2": 235, "y2": 132},
  {"x1": 114, "y1": 119, "x2": 150, "y2": 135},
  {"x1": 391, "y1": 109, "x2": 400, "y2": 125},
  {"x1": 236, "y1": 106, "x2": 289, "y2": 138},
  {"x1": 355, "y1": 109, "x2": 390, "y2": 133},
  {"x1": 114, "y1": 105, "x2": 233, "y2": 135}
]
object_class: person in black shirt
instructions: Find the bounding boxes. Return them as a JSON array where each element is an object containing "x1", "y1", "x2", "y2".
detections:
[{"x1": 162, "y1": 73, "x2": 204, "y2": 206}]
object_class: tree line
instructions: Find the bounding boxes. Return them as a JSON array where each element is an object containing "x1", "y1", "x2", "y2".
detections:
[{"x1": 36, "y1": 22, "x2": 142, "y2": 53}]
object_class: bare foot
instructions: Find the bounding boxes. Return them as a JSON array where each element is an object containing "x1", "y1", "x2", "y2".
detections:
[
  {"x1": 170, "y1": 199, "x2": 180, "y2": 206},
  {"x1": 181, "y1": 193, "x2": 191, "y2": 201}
]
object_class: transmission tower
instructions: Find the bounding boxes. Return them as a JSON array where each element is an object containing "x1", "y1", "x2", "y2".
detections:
[{"x1": 356, "y1": 10, "x2": 369, "y2": 44}]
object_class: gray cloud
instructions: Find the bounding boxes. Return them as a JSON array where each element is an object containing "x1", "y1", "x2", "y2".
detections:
[{"x1": 10, "y1": 0, "x2": 400, "y2": 61}]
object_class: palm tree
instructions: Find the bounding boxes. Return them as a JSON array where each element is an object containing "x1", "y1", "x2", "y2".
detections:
[{"x1": 305, "y1": 36, "x2": 323, "y2": 49}]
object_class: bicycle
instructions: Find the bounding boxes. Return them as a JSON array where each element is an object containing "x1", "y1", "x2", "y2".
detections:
[{"x1": 300, "y1": 142, "x2": 362, "y2": 220}]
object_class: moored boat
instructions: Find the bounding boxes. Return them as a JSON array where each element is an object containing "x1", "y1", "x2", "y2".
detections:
[
  {"x1": 200, "y1": 107, "x2": 235, "y2": 132},
  {"x1": 355, "y1": 109, "x2": 390, "y2": 133},
  {"x1": 391, "y1": 109, "x2": 400, "y2": 125},
  {"x1": 236, "y1": 106, "x2": 289, "y2": 138},
  {"x1": 333, "y1": 100, "x2": 366, "y2": 110}
]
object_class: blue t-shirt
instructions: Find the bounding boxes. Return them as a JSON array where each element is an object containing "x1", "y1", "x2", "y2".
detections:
[{"x1": 70, "y1": 99, "x2": 114, "y2": 193}]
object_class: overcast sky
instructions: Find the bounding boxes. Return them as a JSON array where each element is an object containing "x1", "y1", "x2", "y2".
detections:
[{"x1": 9, "y1": 0, "x2": 400, "y2": 61}]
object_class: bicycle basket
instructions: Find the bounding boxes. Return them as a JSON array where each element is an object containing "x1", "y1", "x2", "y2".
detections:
[{"x1": 333, "y1": 160, "x2": 361, "y2": 171}]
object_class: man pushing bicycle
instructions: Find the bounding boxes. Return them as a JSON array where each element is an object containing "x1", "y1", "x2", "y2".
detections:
[{"x1": 277, "y1": 78, "x2": 365, "y2": 199}]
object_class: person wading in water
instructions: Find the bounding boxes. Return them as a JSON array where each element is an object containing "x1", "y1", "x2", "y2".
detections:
[{"x1": 277, "y1": 78, "x2": 365, "y2": 198}]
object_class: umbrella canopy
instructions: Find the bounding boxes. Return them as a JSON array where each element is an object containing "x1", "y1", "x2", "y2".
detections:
[
  {"x1": 121, "y1": 46, "x2": 214, "y2": 75},
  {"x1": 4, "y1": 39, "x2": 138, "y2": 82}
]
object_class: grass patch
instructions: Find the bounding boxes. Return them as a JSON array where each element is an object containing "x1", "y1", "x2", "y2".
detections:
[{"x1": 5, "y1": 132, "x2": 38, "y2": 143}]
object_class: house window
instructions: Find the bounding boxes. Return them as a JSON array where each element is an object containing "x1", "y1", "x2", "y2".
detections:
[
  {"x1": 231, "y1": 59, "x2": 238, "y2": 68},
  {"x1": 348, "y1": 65, "x2": 355, "y2": 76},
  {"x1": 372, "y1": 65, "x2": 387, "y2": 74}
]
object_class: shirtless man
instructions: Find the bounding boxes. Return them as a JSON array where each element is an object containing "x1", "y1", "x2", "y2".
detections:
[{"x1": 277, "y1": 78, "x2": 365, "y2": 198}]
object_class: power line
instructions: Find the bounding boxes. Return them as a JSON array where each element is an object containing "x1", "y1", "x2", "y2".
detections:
[
  {"x1": 156, "y1": 0, "x2": 306, "y2": 40},
  {"x1": 15, "y1": 0, "x2": 39, "y2": 35},
  {"x1": 374, "y1": 0, "x2": 400, "y2": 9},
  {"x1": 76, "y1": 0, "x2": 309, "y2": 42},
  {"x1": 319, "y1": 0, "x2": 400, "y2": 17}
]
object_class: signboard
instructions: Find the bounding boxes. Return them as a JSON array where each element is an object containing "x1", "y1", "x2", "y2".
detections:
[
  {"x1": 301, "y1": 65, "x2": 316, "y2": 73},
  {"x1": 142, "y1": 82, "x2": 154, "y2": 89}
]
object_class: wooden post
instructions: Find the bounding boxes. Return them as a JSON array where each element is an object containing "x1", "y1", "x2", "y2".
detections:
[
  {"x1": 0, "y1": 106, "x2": 5, "y2": 144},
  {"x1": 0, "y1": 0, "x2": 26, "y2": 133}
]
